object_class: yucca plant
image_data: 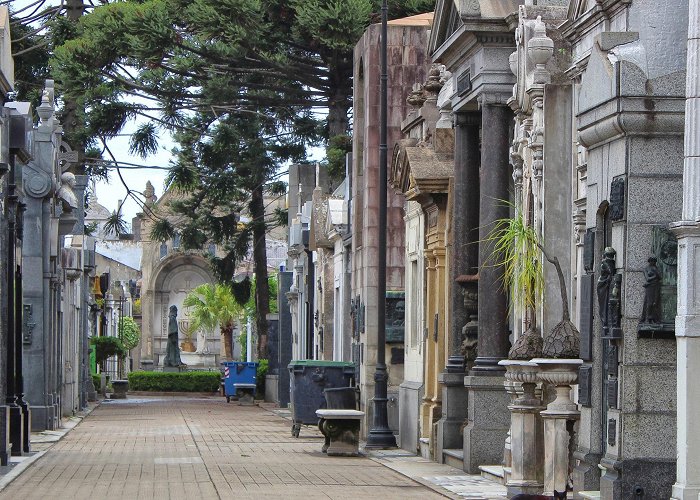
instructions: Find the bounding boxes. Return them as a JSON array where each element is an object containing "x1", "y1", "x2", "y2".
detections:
[
  {"x1": 486, "y1": 207, "x2": 544, "y2": 318},
  {"x1": 485, "y1": 204, "x2": 544, "y2": 360}
]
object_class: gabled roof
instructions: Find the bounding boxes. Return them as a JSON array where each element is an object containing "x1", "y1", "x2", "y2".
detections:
[
  {"x1": 391, "y1": 139, "x2": 453, "y2": 203},
  {"x1": 429, "y1": 0, "x2": 522, "y2": 58}
]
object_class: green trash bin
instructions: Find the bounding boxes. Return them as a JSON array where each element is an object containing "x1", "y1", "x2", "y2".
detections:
[{"x1": 288, "y1": 360, "x2": 356, "y2": 437}]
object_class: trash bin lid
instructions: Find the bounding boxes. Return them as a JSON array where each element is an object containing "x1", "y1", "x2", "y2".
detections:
[{"x1": 288, "y1": 360, "x2": 355, "y2": 369}]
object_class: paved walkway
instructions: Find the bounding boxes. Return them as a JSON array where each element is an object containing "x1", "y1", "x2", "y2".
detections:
[{"x1": 0, "y1": 396, "x2": 506, "y2": 499}]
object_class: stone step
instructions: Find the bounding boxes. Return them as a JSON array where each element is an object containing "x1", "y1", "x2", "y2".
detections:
[
  {"x1": 479, "y1": 465, "x2": 506, "y2": 485},
  {"x1": 442, "y1": 448, "x2": 463, "y2": 469},
  {"x1": 579, "y1": 491, "x2": 601, "y2": 500}
]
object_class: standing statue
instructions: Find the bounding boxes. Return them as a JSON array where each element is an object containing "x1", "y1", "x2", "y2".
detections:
[
  {"x1": 597, "y1": 247, "x2": 616, "y2": 328},
  {"x1": 640, "y1": 257, "x2": 662, "y2": 324},
  {"x1": 163, "y1": 305, "x2": 183, "y2": 367}
]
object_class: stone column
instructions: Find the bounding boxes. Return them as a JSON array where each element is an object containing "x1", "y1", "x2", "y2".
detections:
[
  {"x1": 449, "y1": 112, "x2": 481, "y2": 370},
  {"x1": 462, "y1": 102, "x2": 512, "y2": 473},
  {"x1": 436, "y1": 112, "x2": 480, "y2": 462},
  {"x1": 474, "y1": 103, "x2": 511, "y2": 373},
  {"x1": 671, "y1": 4, "x2": 700, "y2": 496}
]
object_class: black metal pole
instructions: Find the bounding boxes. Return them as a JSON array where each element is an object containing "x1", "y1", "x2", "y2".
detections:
[{"x1": 365, "y1": 0, "x2": 396, "y2": 448}]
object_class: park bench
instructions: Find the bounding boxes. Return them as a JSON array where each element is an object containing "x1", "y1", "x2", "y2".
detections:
[{"x1": 315, "y1": 409, "x2": 365, "y2": 456}]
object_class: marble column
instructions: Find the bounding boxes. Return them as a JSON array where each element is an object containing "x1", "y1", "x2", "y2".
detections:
[
  {"x1": 474, "y1": 103, "x2": 512, "y2": 373},
  {"x1": 436, "y1": 112, "x2": 480, "y2": 462},
  {"x1": 462, "y1": 102, "x2": 512, "y2": 473},
  {"x1": 671, "y1": 4, "x2": 700, "y2": 498},
  {"x1": 448, "y1": 112, "x2": 481, "y2": 370}
]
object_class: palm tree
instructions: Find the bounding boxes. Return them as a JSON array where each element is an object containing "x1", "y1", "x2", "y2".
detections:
[{"x1": 183, "y1": 284, "x2": 243, "y2": 360}]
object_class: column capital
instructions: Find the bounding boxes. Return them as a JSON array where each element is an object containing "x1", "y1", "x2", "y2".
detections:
[
  {"x1": 478, "y1": 92, "x2": 513, "y2": 108},
  {"x1": 454, "y1": 112, "x2": 481, "y2": 127}
]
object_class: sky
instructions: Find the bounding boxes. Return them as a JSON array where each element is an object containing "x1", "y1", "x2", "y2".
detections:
[{"x1": 95, "y1": 121, "x2": 170, "y2": 225}]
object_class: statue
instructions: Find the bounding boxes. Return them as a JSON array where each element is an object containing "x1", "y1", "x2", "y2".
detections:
[
  {"x1": 196, "y1": 328, "x2": 209, "y2": 354},
  {"x1": 163, "y1": 305, "x2": 183, "y2": 367},
  {"x1": 640, "y1": 257, "x2": 662, "y2": 324},
  {"x1": 597, "y1": 247, "x2": 616, "y2": 328},
  {"x1": 57, "y1": 172, "x2": 79, "y2": 212}
]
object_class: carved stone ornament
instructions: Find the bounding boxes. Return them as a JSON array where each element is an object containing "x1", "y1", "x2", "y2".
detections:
[
  {"x1": 527, "y1": 16, "x2": 554, "y2": 84},
  {"x1": 23, "y1": 163, "x2": 53, "y2": 199}
]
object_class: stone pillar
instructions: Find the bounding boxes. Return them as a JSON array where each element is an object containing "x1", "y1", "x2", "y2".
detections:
[
  {"x1": 534, "y1": 359, "x2": 582, "y2": 495},
  {"x1": 461, "y1": 102, "x2": 512, "y2": 473},
  {"x1": 671, "y1": 4, "x2": 700, "y2": 496},
  {"x1": 436, "y1": 112, "x2": 479, "y2": 462},
  {"x1": 449, "y1": 112, "x2": 481, "y2": 369},
  {"x1": 474, "y1": 103, "x2": 511, "y2": 373}
]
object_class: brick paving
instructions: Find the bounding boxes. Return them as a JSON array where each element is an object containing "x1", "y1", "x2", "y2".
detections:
[{"x1": 0, "y1": 396, "x2": 445, "y2": 500}]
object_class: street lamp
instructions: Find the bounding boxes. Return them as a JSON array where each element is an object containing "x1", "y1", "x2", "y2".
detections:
[{"x1": 365, "y1": 0, "x2": 397, "y2": 449}]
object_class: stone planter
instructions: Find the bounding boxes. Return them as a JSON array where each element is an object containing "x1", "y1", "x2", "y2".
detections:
[
  {"x1": 532, "y1": 358, "x2": 583, "y2": 495},
  {"x1": 500, "y1": 360, "x2": 544, "y2": 496},
  {"x1": 111, "y1": 380, "x2": 128, "y2": 399}
]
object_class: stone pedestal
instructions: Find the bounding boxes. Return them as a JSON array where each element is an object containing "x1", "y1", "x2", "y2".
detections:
[
  {"x1": 8, "y1": 405, "x2": 25, "y2": 456},
  {"x1": 317, "y1": 409, "x2": 365, "y2": 457},
  {"x1": 436, "y1": 371, "x2": 468, "y2": 463},
  {"x1": 500, "y1": 361, "x2": 544, "y2": 496},
  {"x1": 141, "y1": 359, "x2": 154, "y2": 371},
  {"x1": 180, "y1": 352, "x2": 217, "y2": 368},
  {"x1": 534, "y1": 359, "x2": 582, "y2": 495},
  {"x1": 462, "y1": 375, "x2": 510, "y2": 473},
  {"x1": 163, "y1": 366, "x2": 186, "y2": 373},
  {"x1": 110, "y1": 380, "x2": 128, "y2": 399}
]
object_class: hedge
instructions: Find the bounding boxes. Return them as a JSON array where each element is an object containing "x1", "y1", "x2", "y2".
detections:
[{"x1": 128, "y1": 371, "x2": 221, "y2": 392}]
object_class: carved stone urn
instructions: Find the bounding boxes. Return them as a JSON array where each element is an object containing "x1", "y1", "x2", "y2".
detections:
[
  {"x1": 527, "y1": 16, "x2": 554, "y2": 84},
  {"x1": 532, "y1": 359, "x2": 582, "y2": 413}
]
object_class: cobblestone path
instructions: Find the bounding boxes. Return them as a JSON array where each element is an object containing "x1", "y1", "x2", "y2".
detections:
[{"x1": 0, "y1": 396, "x2": 444, "y2": 499}]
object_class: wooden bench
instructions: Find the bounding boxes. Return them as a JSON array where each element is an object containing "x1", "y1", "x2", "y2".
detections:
[
  {"x1": 233, "y1": 383, "x2": 256, "y2": 405},
  {"x1": 316, "y1": 409, "x2": 365, "y2": 456}
]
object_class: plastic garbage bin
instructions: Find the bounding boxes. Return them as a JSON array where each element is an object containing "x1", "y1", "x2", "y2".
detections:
[
  {"x1": 288, "y1": 360, "x2": 355, "y2": 437},
  {"x1": 222, "y1": 361, "x2": 258, "y2": 403}
]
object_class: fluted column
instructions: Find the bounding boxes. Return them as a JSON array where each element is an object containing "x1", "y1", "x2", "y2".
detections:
[{"x1": 672, "y1": 3, "x2": 700, "y2": 498}]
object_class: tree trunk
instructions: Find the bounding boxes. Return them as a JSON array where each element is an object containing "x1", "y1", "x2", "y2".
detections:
[
  {"x1": 250, "y1": 185, "x2": 270, "y2": 359},
  {"x1": 221, "y1": 324, "x2": 233, "y2": 360},
  {"x1": 62, "y1": 0, "x2": 87, "y2": 175}
]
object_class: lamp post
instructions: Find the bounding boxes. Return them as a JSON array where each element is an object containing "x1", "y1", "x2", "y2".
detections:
[{"x1": 365, "y1": 0, "x2": 396, "y2": 449}]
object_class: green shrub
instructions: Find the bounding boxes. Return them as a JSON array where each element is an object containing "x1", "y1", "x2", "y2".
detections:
[
  {"x1": 127, "y1": 371, "x2": 220, "y2": 392},
  {"x1": 92, "y1": 374, "x2": 101, "y2": 392},
  {"x1": 256, "y1": 359, "x2": 269, "y2": 397},
  {"x1": 91, "y1": 336, "x2": 126, "y2": 369}
]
